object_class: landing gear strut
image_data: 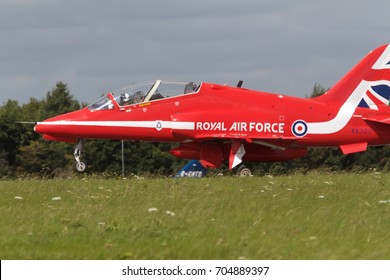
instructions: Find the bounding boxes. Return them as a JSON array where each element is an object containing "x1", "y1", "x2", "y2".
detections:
[{"x1": 74, "y1": 139, "x2": 86, "y2": 172}]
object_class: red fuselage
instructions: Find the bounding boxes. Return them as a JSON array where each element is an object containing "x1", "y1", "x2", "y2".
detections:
[{"x1": 34, "y1": 44, "x2": 390, "y2": 168}]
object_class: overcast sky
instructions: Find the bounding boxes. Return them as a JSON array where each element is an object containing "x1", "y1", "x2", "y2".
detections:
[{"x1": 1, "y1": 0, "x2": 389, "y2": 105}]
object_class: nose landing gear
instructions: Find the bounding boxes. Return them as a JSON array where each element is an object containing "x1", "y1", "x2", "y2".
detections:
[{"x1": 74, "y1": 140, "x2": 87, "y2": 172}]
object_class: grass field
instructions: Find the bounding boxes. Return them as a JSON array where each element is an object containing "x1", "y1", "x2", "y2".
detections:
[{"x1": 1, "y1": 172, "x2": 390, "y2": 260}]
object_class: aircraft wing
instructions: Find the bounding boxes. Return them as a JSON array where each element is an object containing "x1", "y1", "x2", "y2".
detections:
[
  {"x1": 171, "y1": 128, "x2": 305, "y2": 169},
  {"x1": 189, "y1": 133, "x2": 298, "y2": 150}
]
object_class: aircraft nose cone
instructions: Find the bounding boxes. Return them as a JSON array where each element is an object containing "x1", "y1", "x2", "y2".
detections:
[
  {"x1": 33, "y1": 119, "x2": 66, "y2": 137},
  {"x1": 33, "y1": 123, "x2": 41, "y2": 133},
  {"x1": 34, "y1": 122, "x2": 48, "y2": 134}
]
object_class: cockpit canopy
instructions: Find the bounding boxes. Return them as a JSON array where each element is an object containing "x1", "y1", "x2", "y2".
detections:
[{"x1": 87, "y1": 80, "x2": 200, "y2": 111}]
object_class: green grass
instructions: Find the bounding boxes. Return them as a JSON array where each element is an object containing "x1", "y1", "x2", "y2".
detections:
[{"x1": 1, "y1": 172, "x2": 390, "y2": 259}]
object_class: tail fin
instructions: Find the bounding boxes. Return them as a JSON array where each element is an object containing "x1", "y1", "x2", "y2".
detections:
[{"x1": 316, "y1": 44, "x2": 390, "y2": 112}]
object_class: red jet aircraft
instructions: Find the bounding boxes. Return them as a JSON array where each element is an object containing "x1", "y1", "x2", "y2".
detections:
[{"x1": 35, "y1": 44, "x2": 390, "y2": 174}]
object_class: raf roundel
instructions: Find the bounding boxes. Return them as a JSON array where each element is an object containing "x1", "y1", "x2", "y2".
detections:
[
  {"x1": 156, "y1": 121, "x2": 163, "y2": 131},
  {"x1": 292, "y1": 120, "x2": 308, "y2": 137}
]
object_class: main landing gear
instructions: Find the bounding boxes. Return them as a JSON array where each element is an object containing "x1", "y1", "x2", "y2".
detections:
[
  {"x1": 74, "y1": 139, "x2": 87, "y2": 172},
  {"x1": 235, "y1": 164, "x2": 252, "y2": 177}
]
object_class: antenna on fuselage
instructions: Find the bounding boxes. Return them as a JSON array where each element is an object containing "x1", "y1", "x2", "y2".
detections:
[{"x1": 236, "y1": 80, "x2": 243, "y2": 88}]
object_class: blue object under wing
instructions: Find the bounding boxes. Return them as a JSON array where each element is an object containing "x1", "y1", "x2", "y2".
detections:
[{"x1": 175, "y1": 160, "x2": 207, "y2": 178}]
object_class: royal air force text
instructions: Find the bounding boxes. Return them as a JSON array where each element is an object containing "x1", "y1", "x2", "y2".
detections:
[{"x1": 196, "y1": 122, "x2": 284, "y2": 133}]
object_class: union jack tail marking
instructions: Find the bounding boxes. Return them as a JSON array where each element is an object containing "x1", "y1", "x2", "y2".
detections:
[{"x1": 358, "y1": 81, "x2": 390, "y2": 110}]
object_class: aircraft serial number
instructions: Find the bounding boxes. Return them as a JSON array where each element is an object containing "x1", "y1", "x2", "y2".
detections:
[
  {"x1": 196, "y1": 122, "x2": 285, "y2": 133},
  {"x1": 351, "y1": 128, "x2": 371, "y2": 134}
]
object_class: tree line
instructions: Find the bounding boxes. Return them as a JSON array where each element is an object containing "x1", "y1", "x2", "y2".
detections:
[{"x1": 1, "y1": 82, "x2": 389, "y2": 178}]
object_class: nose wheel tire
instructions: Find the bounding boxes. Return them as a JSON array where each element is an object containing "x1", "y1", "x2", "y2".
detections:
[{"x1": 75, "y1": 162, "x2": 87, "y2": 173}]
